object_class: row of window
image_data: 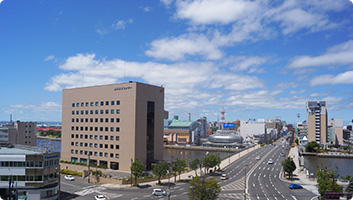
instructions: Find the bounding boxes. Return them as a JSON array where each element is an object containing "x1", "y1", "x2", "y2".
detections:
[
  {"x1": 71, "y1": 150, "x2": 120, "y2": 158},
  {"x1": 71, "y1": 134, "x2": 120, "y2": 140},
  {"x1": 72, "y1": 118, "x2": 120, "y2": 123},
  {"x1": 72, "y1": 109, "x2": 120, "y2": 115},
  {"x1": 0, "y1": 160, "x2": 59, "y2": 168},
  {"x1": 71, "y1": 126, "x2": 120, "y2": 132},
  {"x1": 71, "y1": 142, "x2": 120, "y2": 149},
  {"x1": 0, "y1": 173, "x2": 58, "y2": 182},
  {"x1": 72, "y1": 101, "x2": 120, "y2": 107}
]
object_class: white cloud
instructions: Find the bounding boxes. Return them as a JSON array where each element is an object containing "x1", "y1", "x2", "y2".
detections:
[
  {"x1": 146, "y1": 33, "x2": 222, "y2": 60},
  {"x1": 288, "y1": 40, "x2": 353, "y2": 69},
  {"x1": 310, "y1": 70, "x2": 353, "y2": 86},
  {"x1": 0, "y1": 0, "x2": 4, "y2": 4},
  {"x1": 175, "y1": 0, "x2": 259, "y2": 25},
  {"x1": 143, "y1": 6, "x2": 153, "y2": 12},
  {"x1": 146, "y1": 0, "x2": 346, "y2": 61},
  {"x1": 7, "y1": 102, "x2": 61, "y2": 114},
  {"x1": 111, "y1": 19, "x2": 133, "y2": 30},
  {"x1": 225, "y1": 56, "x2": 268, "y2": 71}
]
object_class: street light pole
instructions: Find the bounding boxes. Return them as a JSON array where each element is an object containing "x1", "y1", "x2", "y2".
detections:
[
  {"x1": 244, "y1": 165, "x2": 248, "y2": 200},
  {"x1": 130, "y1": 159, "x2": 133, "y2": 187},
  {"x1": 88, "y1": 154, "x2": 90, "y2": 183}
]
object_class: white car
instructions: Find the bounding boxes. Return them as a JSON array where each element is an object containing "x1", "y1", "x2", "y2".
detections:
[
  {"x1": 255, "y1": 156, "x2": 261, "y2": 160},
  {"x1": 152, "y1": 188, "x2": 169, "y2": 196},
  {"x1": 221, "y1": 174, "x2": 228, "y2": 180},
  {"x1": 94, "y1": 195, "x2": 107, "y2": 200},
  {"x1": 64, "y1": 175, "x2": 75, "y2": 181},
  {"x1": 268, "y1": 159, "x2": 273, "y2": 164}
]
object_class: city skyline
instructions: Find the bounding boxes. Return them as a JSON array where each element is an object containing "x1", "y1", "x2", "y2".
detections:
[{"x1": 1, "y1": 0, "x2": 353, "y2": 124}]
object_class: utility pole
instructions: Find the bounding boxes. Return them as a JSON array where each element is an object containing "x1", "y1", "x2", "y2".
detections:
[
  {"x1": 130, "y1": 159, "x2": 133, "y2": 187},
  {"x1": 88, "y1": 154, "x2": 90, "y2": 183},
  {"x1": 244, "y1": 165, "x2": 248, "y2": 200}
]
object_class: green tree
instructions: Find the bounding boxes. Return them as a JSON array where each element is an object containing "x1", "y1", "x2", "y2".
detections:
[
  {"x1": 190, "y1": 158, "x2": 200, "y2": 177},
  {"x1": 174, "y1": 159, "x2": 188, "y2": 181},
  {"x1": 203, "y1": 154, "x2": 221, "y2": 173},
  {"x1": 316, "y1": 168, "x2": 343, "y2": 199},
  {"x1": 295, "y1": 138, "x2": 299, "y2": 145},
  {"x1": 281, "y1": 157, "x2": 296, "y2": 179},
  {"x1": 152, "y1": 161, "x2": 169, "y2": 185},
  {"x1": 188, "y1": 176, "x2": 221, "y2": 200},
  {"x1": 305, "y1": 141, "x2": 320, "y2": 152},
  {"x1": 130, "y1": 159, "x2": 144, "y2": 186}
]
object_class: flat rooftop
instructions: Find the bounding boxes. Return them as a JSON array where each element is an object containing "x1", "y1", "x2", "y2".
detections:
[{"x1": 0, "y1": 146, "x2": 45, "y2": 155}]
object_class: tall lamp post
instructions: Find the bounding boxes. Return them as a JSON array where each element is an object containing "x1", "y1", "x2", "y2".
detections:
[
  {"x1": 130, "y1": 159, "x2": 133, "y2": 187},
  {"x1": 244, "y1": 164, "x2": 248, "y2": 200}
]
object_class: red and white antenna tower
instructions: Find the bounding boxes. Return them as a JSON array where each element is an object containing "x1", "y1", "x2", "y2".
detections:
[{"x1": 220, "y1": 107, "x2": 225, "y2": 122}]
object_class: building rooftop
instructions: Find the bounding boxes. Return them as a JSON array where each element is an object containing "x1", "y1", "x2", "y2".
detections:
[
  {"x1": 168, "y1": 120, "x2": 193, "y2": 128},
  {"x1": 0, "y1": 145, "x2": 46, "y2": 155}
]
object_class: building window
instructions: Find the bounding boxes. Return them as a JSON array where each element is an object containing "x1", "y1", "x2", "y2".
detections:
[
  {"x1": 71, "y1": 150, "x2": 74, "y2": 154},
  {"x1": 95, "y1": 118, "x2": 98, "y2": 122},
  {"x1": 80, "y1": 134, "x2": 83, "y2": 139},
  {"x1": 76, "y1": 118, "x2": 79, "y2": 122},
  {"x1": 100, "y1": 118, "x2": 103, "y2": 123},
  {"x1": 80, "y1": 118, "x2": 83, "y2": 122},
  {"x1": 95, "y1": 110, "x2": 98, "y2": 114},
  {"x1": 85, "y1": 135, "x2": 88, "y2": 139},
  {"x1": 81, "y1": 102, "x2": 84, "y2": 107},
  {"x1": 90, "y1": 135, "x2": 93, "y2": 139},
  {"x1": 76, "y1": 127, "x2": 79, "y2": 131},
  {"x1": 81, "y1": 110, "x2": 84, "y2": 115},
  {"x1": 95, "y1": 102, "x2": 99, "y2": 106},
  {"x1": 110, "y1": 144, "x2": 114, "y2": 149},
  {"x1": 90, "y1": 110, "x2": 93, "y2": 114},
  {"x1": 76, "y1": 111, "x2": 79, "y2": 115},
  {"x1": 94, "y1": 144, "x2": 97, "y2": 148},
  {"x1": 110, "y1": 118, "x2": 114, "y2": 123},
  {"x1": 100, "y1": 144, "x2": 103, "y2": 148},
  {"x1": 100, "y1": 127, "x2": 103, "y2": 131},
  {"x1": 105, "y1": 144, "x2": 108, "y2": 149},
  {"x1": 111, "y1": 127, "x2": 114, "y2": 132},
  {"x1": 77, "y1": 103, "x2": 80, "y2": 107},
  {"x1": 76, "y1": 134, "x2": 78, "y2": 138},
  {"x1": 80, "y1": 150, "x2": 83, "y2": 155},
  {"x1": 110, "y1": 153, "x2": 114, "y2": 158},
  {"x1": 111, "y1": 101, "x2": 115, "y2": 105},
  {"x1": 99, "y1": 136, "x2": 103, "y2": 140},
  {"x1": 104, "y1": 153, "x2": 108, "y2": 157},
  {"x1": 116, "y1": 109, "x2": 120, "y2": 114},
  {"x1": 116, "y1": 136, "x2": 120, "y2": 141},
  {"x1": 111, "y1": 109, "x2": 114, "y2": 114},
  {"x1": 75, "y1": 142, "x2": 79, "y2": 146},
  {"x1": 71, "y1": 126, "x2": 74, "y2": 130},
  {"x1": 75, "y1": 150, "x2": 78, "y2": 154},
  {"x1": 116, "y1": 154, "x2": 119, "y2": 158},
  {"x1": 110, "y1": 136, "x2": 114, "y2": 140},
  {"x1": 80, "y1": 142, "x2": 83, "y2": 147},
  {"x1": 90, "y1": 102, "x2": 94, "y2": 106},
  {"x1": 72, "y1": 111, "x2": 75, "y2": 115},
  {"x1": 72, "y1": 118, "x2": 75, "y2": 122},
  {"x1": 105, "y1": 101, "x2": 109, "y2": 106},
  {"x1": 117, "y1": 100, "x2": 120, "y2": 105},
  {"x1": 71, "y1": 134, "x2": 74, "y2": 138},
  {"x1": 105, "y1": 109, "x2": 109, "y2": 114},
  {"x1": 116, "y1": 127, "x2": 120, "y2": 132},
  {"x1": 99, "y1": 152, "x2": 103, "y2": 156},
  {"x1": 105, "y1": 127, "x2": 108, "y2": 132},
  {"x1": 94, "y1": 152, "x2": 97, "y2": 156},
  {"x1": 85, "y1": 110, "x2": 88, "y2": 115},
  {"x1": 105, "y1": 118, "x2": 109, "y2": 123},
  {"x1": 105, "y1": 135, "x2": 108, "y2": 140},
  {"x1": 100, "y1": 110, "x2": 103, "y2": 114},
  {"x1": 86, "y1": 102, "x2": 89, "y2": 107},
  {"x1": 89, "y1": 143, "x2": 93, "y2": 147},
  {"x1": 85, "y1": 143, "x2": 88, "y2": 147},
  {"x1": 71, "y1": 142, "x2": 74, "y2": 146},
  {"x1": 94, "y1": 135, "x2": 98, "y2": 139},
  {"x1": 90, "y1": 118, "x2": 93, "y2": 123},
  {"x1": 100, "y1": 101, "x2": 104, "y2": 106},
  {"x1": 85, "y1": 127, "x2": 88, "y2": 131},
  {"x1": 116, "y1": 145, "x2": 119, "y2": 149},
  {"x1": 72, "y1": 103, "x2": 75, "y2": 107},
  {"x1": 116, "y1": 118, "x2": 120, "y2": 123}
]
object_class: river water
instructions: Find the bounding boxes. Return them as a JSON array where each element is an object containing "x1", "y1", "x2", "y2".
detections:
[
  {"x1": 303, "y1": 156, "x2": 353, "y2": 177},
  {"x1": 36, "y1": 138, "x2": 353, "y2": 177}
]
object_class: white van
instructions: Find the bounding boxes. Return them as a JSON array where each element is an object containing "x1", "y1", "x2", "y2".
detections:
[
  {"x1": 221, "y1": 174, "x2": 228, "y2": 180},
  {"x1": 152, "y1": 188, "x2": 166, "y2": 196}
]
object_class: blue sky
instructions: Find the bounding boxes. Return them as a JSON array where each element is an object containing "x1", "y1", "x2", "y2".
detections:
[{"x1": 1, "y1": 0, "x2": 353, "y2": 125}]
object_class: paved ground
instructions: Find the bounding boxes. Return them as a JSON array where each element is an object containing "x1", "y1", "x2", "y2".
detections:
[{"x1": 282, "y1": 146, "x2": 319, "y2": 197}]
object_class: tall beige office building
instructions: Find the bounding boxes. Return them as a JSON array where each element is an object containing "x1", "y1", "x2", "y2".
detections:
[
  {"x1": 306, "y1": 101, "x2": 328, "y2": 143},
  {"x1": 61, "y1": 82, "x2": 164, "y2": 171}
]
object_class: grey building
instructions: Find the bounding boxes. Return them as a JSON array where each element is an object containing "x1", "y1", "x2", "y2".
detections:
[{"x1": 0, "y1": 121, "x2": 37, "y2": 146}]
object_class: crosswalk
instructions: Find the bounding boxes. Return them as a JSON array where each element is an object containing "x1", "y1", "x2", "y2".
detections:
[
  {"x1": 221, "y1": 176, "x2": 245, "y2": 191},
  {"x1": 219, "y1": 193, "x2": 245, "y2": 199},
  {"x1": 74, "y1": 185, "x2": 123, "y2": 199}
]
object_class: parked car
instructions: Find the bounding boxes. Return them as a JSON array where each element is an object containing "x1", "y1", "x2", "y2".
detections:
[
  {"x1": 268, "y1": 159, "x2": 273, "y2": 164},
  {"x1": 221, "y1": 174, "x2": 228, "y2": 180},
  {"x1": 288, "y1": 183, "x2": 303, "y2": 189},
  {"x1": 152, "y1": 188, "x2": 169, "y2": 196},
  {"x1": 64, "y1": 175, "x2": 75, "y2": 181},
  {"x1": 94, "y1": 195, "x2": 107, "y2": 200}
]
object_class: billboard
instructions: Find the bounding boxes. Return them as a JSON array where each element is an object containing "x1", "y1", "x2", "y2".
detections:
[{"x1": 223, "y1": 123, "x2": 235, "y2": 129}]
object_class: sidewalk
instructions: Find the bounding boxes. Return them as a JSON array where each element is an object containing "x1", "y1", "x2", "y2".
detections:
[
  {"x1": 101, "y1": 144, "x2": 260, "y2": 188},
  {"x1": 281, "y1": 146, "x2": 319, "y2": 196}
]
